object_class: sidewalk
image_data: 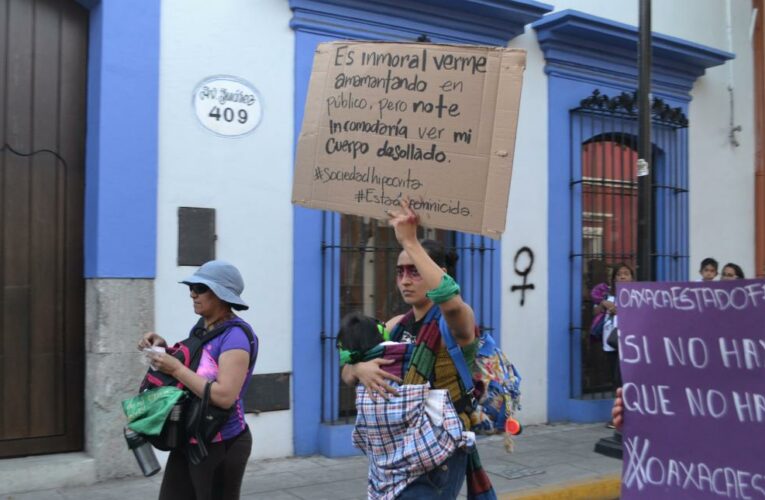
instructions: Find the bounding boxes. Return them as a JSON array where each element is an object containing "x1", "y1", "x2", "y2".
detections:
[{"x1": 2, "y1": 423, "x2": 622, "y2": 500}]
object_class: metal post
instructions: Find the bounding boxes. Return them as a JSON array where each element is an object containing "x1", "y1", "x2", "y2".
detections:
[
  {"x1": 595, "y1": 0, "x2": 652, "y2": 460},
  {"x1": 637, "y1": 0, "x2": 653, "y2": 281}
]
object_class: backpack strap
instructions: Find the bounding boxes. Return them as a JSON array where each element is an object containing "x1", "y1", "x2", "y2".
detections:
[
  {"x1": 437, "y1": 314, "x2": 476, "y2": 405},
  {"x1": 233, "y1": 320, "x2": 258, "y2": 370},
  {"x1": 187, "y1": 318, "x2": 258, "y2": 372},
  {"x1": 422, "y1": 304, "x2": 440, "y2": 324}
]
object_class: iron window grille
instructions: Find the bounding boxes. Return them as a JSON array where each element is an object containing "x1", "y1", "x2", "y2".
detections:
[{"x1": 569, "y1": 90, "x2": 689, "y2": 398}]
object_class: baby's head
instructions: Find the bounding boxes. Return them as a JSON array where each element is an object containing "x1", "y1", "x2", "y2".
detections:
[{"x1": 336, "y1": 312, "x2": 388, "y2": 365}]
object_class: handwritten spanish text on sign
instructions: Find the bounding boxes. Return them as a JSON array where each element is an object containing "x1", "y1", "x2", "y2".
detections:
[
  {"x1": 292, "y1": 42, "x2": 525, "y2": 238},
  {"x1": 617, "y1": 280, "x2": 765, "y2": 499}
]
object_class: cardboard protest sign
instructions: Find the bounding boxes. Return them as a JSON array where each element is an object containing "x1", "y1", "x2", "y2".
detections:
[
  {"x1": 617, "y1": 280, "x2": 765, "y2": 499},
  {"x1": 292, "y1": 42, "x2": 525, "y2": 238}
]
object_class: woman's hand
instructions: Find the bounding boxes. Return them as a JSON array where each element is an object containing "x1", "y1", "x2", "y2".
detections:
[
  {"x1": 349, "y1": 359, "x2": 402, "y2": 399},
  {"x1": 612, "y1": 387, "x2": 624, "y2": 430},
  {"x1": 138, "y1": 331, "x2": 167, "y2": 350},
  {"x1": 150, "y1": 348, "x2": 249, "y2": 408},
  {"x1": 146, "y1": 351, "x2": 183, "y2": 377},
  {"x1": 601, "y1": 300, "x2": 617, "y2": 316},
  {"x1": 386, "y1": 198, "x2": 419, "y2": 247}
]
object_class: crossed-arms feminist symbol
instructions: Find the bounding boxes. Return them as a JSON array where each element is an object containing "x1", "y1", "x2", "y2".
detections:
[{"x1": 623, "y1": 436, "x2": 652, "y2": 491}]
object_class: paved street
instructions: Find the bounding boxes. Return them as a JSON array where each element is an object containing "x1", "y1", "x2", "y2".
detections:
[{"x1": 2, "y1": 423, "x2": 622, "y2": 500}]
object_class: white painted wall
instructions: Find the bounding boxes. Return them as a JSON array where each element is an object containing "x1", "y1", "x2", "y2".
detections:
[
  {"x1": 500, "y1": 0, "x2": 756, "y2": 425},
  {"x1": 153, "y1": 0, "x2": 756, "y2": 452},
  {"x1": 501, "y1": 31, "x2": 549, "y2": 425},
  {"x1": 156, "y1": 0, "x2": 295, "y2": 459},
  {"x1": 687, "y1": 0, "x2": 755, "y2": 279}
]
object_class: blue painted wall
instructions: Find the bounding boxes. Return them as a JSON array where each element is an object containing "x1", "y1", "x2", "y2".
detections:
[
  {"x1": 80, "y1": 0, "x2": 160, "y2": 278},
  {"x1": 292, "y1": 30, "x2": 340, "y2": 455}
]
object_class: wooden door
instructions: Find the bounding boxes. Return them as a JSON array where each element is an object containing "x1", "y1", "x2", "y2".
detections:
[{"x1": 0, "y1": 0, "x2": 88, "y2": 457}]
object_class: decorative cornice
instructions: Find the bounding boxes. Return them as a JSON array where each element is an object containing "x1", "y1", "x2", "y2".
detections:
[
  {"x1": 289, "y1": 0, "x2": 552, "y2": 46},
  {"x1": 578, "y1": 89, "x2": 689, "y2": 128},
  {"x1": 532, "y1": 9, "x2": 734, "y2": 99}
]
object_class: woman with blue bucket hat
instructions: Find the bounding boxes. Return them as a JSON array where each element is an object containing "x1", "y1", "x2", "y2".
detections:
[{"x1": 137, "y1": 260, "x2": 258, "y2": 500}]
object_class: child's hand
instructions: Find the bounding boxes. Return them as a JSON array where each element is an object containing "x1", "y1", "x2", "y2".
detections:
[{"x1": 353, "y1": 359, "x2": 402, "y2": 399}]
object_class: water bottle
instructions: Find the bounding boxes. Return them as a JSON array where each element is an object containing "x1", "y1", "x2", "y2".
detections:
[
  {"x1": 124, "y1": 427, "x2": 161, "y2": 477},
  {"x1": 164, "y1": 403, "x2": 183, "y2": 449}
]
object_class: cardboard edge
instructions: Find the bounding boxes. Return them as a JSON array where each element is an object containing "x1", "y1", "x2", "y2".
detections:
[
  {"x1": 292, "y1": 42, "x2": 527, "y2": 239},
  {"x1": 482, "y1": 50, "x2": 526, "y2": 238},
  {"x1": 292, "y1": 45, "x2": 332, "y2": 204}
]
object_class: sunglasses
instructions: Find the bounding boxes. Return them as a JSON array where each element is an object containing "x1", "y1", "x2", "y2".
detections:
[
  {"x1": 396, "y1": 265, "x2": 422, "y2": 281},
  {"x1": 188, "y1": 283, "x2": 210, "y2": 295}
]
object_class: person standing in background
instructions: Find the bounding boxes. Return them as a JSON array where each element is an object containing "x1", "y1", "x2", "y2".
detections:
[
  {"x1": 720, "y1": 262, "x2": 745, "y2": 280},
  {"x1": 698, "y1": 257, "x2": 719, "y2": 281}
]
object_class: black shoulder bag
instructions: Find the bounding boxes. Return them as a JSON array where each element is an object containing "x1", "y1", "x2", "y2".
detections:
[{"x1": 184, "y1": 380, "x2": 229, "y2": 465}]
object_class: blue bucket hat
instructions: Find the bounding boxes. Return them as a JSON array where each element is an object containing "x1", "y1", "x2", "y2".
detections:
[{"x1": 181, "y1": 260, "x2": 249, "y2": 311}]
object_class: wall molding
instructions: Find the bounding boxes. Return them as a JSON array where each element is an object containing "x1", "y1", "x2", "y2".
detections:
[
  {"x1": 532, "y1": 9, "x2": 734, "y2": 99},
  {"x1": 289, "y1": 0, "x2": 552, "y2": 45}
]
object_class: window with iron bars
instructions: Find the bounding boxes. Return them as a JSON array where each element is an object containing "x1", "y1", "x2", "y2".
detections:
[
  {"x1": 319, "y1": 213, "x2": 497, "y2": 423},
  {"x1": 570, "y1": 90, "x2": 689, "y2": 399}
]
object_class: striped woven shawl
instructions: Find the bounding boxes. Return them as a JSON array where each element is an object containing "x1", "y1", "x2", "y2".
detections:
[{"x1": 391, "y1": 306, "x2": 496, "y2": 500}]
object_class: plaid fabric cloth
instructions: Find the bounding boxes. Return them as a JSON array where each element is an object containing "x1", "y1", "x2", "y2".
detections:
[
  {"x1": 352, "y1": 383, "x2": 474, "y2": 500},
  {"x1": 392, "y1": 306, "x2": 497, "y2": 500}
]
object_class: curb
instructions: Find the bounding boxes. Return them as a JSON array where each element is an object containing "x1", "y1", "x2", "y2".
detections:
[{"x1": 500, "y1": 475, "x2": 621, "y2": 500}]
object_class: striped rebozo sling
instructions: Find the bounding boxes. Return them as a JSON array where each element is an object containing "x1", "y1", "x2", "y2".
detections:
[
  {"x1": 390, "y1": 306, "x2": 497, "y2": 500},
  {"x1": 360, "y1": 342, "x2": 414, "y2": 380}
]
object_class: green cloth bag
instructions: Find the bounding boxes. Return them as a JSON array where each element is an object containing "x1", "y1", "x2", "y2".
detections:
[{"x1": 122, "y1": 386, "x2": 185, "y2": 436}]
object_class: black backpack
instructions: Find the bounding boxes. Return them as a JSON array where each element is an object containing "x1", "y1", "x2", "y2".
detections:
[
  {"x1": 139, "y1": 318, "x2": 257, "y2": 452},
  {"x1": 140, "y1": 318, "x2": 256, "y2": 392}
]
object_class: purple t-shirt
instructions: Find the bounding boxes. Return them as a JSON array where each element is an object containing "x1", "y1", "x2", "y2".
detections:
[{"x1": 194, "y1": 321, "x2": 257, "y2": 441}]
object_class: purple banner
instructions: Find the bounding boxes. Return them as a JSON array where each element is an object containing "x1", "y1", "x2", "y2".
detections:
[{"x1": 618, "y1": 280, "x2": 765, "y2": 499}]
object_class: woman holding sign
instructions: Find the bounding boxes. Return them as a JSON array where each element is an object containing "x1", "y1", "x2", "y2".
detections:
[{"x1": 341, "y1": 199, "x2": 495, "y2": 500}]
